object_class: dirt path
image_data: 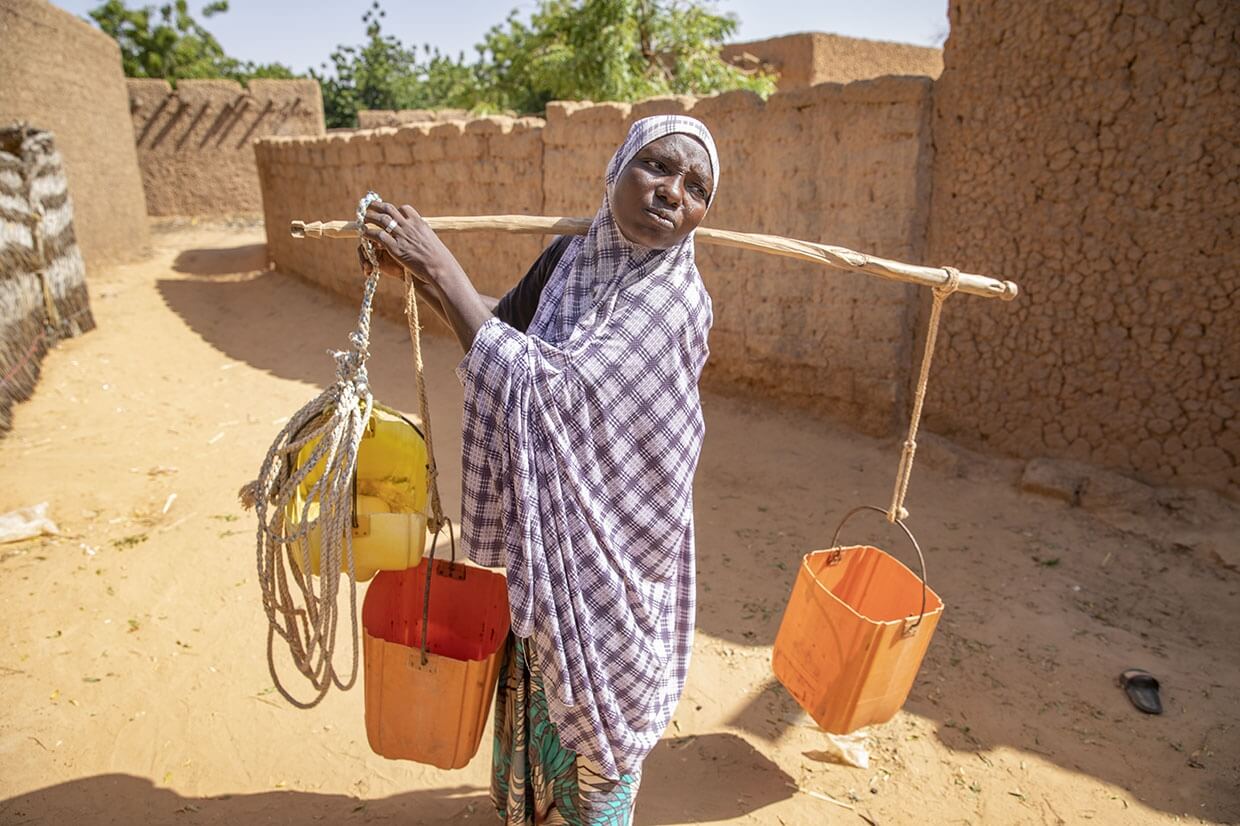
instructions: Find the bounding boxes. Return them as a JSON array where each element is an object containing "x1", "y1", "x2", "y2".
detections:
[{"x1": 1, "y1": 224, "x2": 1237, "y2": 825}]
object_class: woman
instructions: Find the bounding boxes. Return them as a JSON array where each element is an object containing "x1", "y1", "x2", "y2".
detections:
[{"x1": 361, "y1": 115, "x2": 719, "y2": 825}]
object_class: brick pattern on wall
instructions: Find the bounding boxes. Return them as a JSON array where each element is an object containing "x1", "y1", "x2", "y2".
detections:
[
  {"x1": 541, "y1": 82, "x2": 935, "y2": 432},
  {"x1": 258, "y1": 79, "x2": 934, "y2": 434},
  {"x1": 257, "y1": 117, "x2": 546, "y2": 322}
]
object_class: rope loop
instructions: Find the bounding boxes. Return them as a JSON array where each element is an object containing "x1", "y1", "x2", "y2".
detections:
[
  {"x1": 238, "y1": 191, "x2": 391, "y2": 708},
  {"x1": 935, "y1": 266, "x2": 961, "y2": 300}
]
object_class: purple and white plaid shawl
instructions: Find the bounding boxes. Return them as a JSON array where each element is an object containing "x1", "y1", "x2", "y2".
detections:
[{"x1": 456, "y1": 116, "x2": 719, "y2": 779}]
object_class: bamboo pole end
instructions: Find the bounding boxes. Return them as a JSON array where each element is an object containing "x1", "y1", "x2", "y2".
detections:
[{"x1": 290, "y1": 220, "x2": 308, "y2": 238}]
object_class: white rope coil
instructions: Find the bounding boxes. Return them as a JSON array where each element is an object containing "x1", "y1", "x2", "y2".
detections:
[{"x1": 239, "y1": 191, "x2": 383, "y2": 708}]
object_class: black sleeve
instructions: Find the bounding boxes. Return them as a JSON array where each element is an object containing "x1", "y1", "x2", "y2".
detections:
[{"x1": 495, "y1": 235, "x2": 572, "y2": 333}]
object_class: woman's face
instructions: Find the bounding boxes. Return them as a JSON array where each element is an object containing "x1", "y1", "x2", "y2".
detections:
[{"x1": 612, "y1": 134, "x2": 713, "y2": 250}]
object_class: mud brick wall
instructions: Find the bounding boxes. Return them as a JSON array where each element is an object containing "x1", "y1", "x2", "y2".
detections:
[
  {"x1": 0, "y1": 0, "x2": 149, "y2": 266},
  {"x1": 128, "y1": 78, "x2": 324, "y2": 217},
  {"x1": 722, "y1": 32, "x2": 943, "y2": 90},
  {"x1": 926, "y1": 0, "x2": 1240, "y2": 491},
  {"x1": 542, "y1": 79, "x2": 935, "y2": 432},
  {"x1": 357, "y1": 110, "x2": 472, "y2": 129},
  {"x1": 257, "y1": 117, "x2": 545, "y2": 321},
  {"x1": 260, "y1": 80, "x2": 934, "y2": 434}
]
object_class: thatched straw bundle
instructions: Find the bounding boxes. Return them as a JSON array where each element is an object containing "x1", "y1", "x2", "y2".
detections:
[{"x1": 0, "y1": 124, "x2": 94, "y2": 432}]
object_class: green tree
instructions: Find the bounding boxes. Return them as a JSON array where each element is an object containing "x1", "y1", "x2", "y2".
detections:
[
  {"x1": 88, "y1": 0, "x2": 296, "y2": 82},
  {"x1": 473, "y1": 0, "x2": 773, "y2": 114},
  {"x1": 317, "y1": 0, "x2": 773, "y2": 126},
  {"x1": 312, "y1": 3, "x2": 480, "y2": 128}
]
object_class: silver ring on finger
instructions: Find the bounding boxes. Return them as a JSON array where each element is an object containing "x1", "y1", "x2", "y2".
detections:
[{"x1": 385, "y1": 217, "x2": 398, "y2": 233}]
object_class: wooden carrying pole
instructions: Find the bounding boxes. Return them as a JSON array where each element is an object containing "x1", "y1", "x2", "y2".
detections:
[{"x1": 291, "y1": 216, "x2": 1019, "y2": 302}]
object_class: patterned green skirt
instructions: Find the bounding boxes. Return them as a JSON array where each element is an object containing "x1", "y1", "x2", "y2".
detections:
[{"x1": 490, "y1": 636, "x2": 641, "y2": 825}]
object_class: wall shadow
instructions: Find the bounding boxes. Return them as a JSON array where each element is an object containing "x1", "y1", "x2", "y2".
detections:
[
  {"x1": 0, "y1": 735, "x2": 790, "y2": 825},
  {"x1": 172, "y1": 244, "x2": 268, "y2": 277},
  {"x1": 155, "y1": 241, "x2": 1240, "y2": 823},
  {"x1": 0, "y1": 774, "x2": 486, "y2": 825}
]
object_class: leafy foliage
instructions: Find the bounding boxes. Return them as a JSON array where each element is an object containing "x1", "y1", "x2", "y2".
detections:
[
  {"x1": 311, "y1": 3, "x2": 482, "y2": 128},
  {"x1": 88, "y1": 0, "x2": 295, "y2": 83},
  {"x1": 90, "y1": 0, "x2": 774, "y2": 127},
  {"x1": 471, "y1": 0, "x2": 774, "y2": 115},
  {"x1": 318, "y1": 0, "x2": 774, "y2": 126}
]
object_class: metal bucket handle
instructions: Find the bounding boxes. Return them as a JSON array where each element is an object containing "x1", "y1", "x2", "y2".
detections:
[
  {"x1": 418, "y1": 517, "x2": 458, "y2": 665},
  {"x1": 829, "y1": 505, "x2": 930, "y2": 637}
]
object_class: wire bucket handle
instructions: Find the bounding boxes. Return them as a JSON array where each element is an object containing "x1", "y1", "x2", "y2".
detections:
[
  {"x1": 829, "y1": 505, "x2": 930, "y2": 637},
  {"x1": 417, "y1": 517, "x2": 458, "y2": 665}
]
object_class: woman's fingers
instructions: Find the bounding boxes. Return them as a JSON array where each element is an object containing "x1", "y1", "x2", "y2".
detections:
[
  {"x1": 359, "y1": 223, "x2": 401, "y2": 262},
  {"x1": 357, "y1": 201, "x2": 454, "y2": 289},
  {"x1": 365, "y1": 203, "x2": 402, "y2": 234},
  {"x1": 359, "y1": 222, "x2": 388, "y2": 244}
]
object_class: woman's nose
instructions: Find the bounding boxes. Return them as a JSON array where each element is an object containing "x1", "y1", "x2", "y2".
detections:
[{"x1": 657, "y1": 175, "x2": 684, "y2": 207}]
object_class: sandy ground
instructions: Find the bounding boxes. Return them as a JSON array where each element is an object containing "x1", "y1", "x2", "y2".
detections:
[{"x1": 1, "y1": 223, "x2": 1237, "y2": 826}]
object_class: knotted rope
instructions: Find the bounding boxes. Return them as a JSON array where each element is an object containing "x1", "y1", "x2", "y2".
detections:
[
  {"x1": 886, "y1": 266, "x2": 960, "y2": 524},
  {"x1": 239, "y1": 192, "x2": 385, "y2": 708}
]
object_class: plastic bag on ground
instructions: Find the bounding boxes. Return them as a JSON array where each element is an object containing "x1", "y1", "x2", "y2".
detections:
[
  {"x1": 0, "y1": 502, "x2": 60, "y2": 544},
  {"x1": 803, "y1": 728, "x2": 871, "y2": 769}
]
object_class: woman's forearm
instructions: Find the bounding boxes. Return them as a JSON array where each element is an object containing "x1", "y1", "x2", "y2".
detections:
[{"x1": 429, "y1": 259, "x2": 498, "y2": 352}]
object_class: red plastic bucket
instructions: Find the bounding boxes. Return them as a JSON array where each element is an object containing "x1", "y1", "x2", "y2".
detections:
[{"x1": 361, "y1": 542, "x2": 509, "y2": 769}]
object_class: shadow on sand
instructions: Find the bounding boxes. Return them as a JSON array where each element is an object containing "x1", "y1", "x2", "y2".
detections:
[
  {"x1": 0, "y1": 734, "x2": 793, "y2": 825},
  {"x1": 153, "y1": 241, "x2": 1240, "y2": 823},
  {"x1": 173, "y1": 244, "x2": 268, "y2": 277}
]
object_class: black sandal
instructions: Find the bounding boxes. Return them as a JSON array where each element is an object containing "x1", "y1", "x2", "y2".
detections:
[{"x1": 1118, "y1": 668, "x2": 1163, "y2": 715}]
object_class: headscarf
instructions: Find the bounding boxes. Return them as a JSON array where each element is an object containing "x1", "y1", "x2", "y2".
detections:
[{"x1": 457, "y1": 115, "x2": 718, "y2": 778}]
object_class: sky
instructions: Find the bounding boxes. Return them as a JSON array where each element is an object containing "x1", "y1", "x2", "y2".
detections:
[{"x1": 54, "y1": 0, "x2": 949, "y2": 75}]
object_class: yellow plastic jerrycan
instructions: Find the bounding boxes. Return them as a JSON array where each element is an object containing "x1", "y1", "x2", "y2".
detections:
[{"x1": 286, "y1": 402, "x2": 430, "y2": 582}]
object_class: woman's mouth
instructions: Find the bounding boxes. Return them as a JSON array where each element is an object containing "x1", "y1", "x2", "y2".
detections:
[{"x1": 644, "y1": 208, "x2": 675, "y2": 230}]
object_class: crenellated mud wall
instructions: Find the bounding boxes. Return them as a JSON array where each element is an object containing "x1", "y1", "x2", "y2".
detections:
[
  {"x1": 722, "y1": 32, "x2": 943, "y2": 90},
  {"x1": 257, "y1": 78, "x2": 935, "y2": 433},
  {"x1": 253, "y1": 6, "x2": 1238, "y2": 492},
  {"x1": 257, "y1": 117, "x2": 546, "y2": 322},
  {"x1": 540, "y1": 80, "x2": 934, "y2": 430}
]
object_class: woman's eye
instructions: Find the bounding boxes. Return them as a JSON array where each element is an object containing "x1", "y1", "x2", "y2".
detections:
[{"x1": 647, "y1": 159, "x2": 665, "y2": 172}]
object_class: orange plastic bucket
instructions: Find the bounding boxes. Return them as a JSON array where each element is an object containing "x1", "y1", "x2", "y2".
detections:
[
  {"x1": 772, "y1": 505, "x2": 944, "y2": 733},
  {"x1": 361, "y1": 536, "x2": 510, "y2": 769}
]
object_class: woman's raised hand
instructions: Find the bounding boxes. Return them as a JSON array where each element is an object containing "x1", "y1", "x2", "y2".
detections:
[
  {"x1": 361, "y1": 201, "x2": 455, "y2": 286},
  {"x1": 359, "y1": 200, "x2": 493, "y2": 352}
]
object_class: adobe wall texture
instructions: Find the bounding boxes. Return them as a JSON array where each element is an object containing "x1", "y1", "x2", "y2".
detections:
[
  {"x1": 129, "y1": 78, "x2": 324, "y2": 216},
  {"x1": 259, "y1": 79, "x2": 934, "y2": 433},
  {"x1": 926, "y1": 0, "x2": 1239, "y2": 491},
  {"x1": 542, "y1": 80, "x2": 934, "y2": 431},
  {"x1": 722, "y1": 32, "x2": 943, "y2": 90},
  {"x1": 0, "y1": 0, "x2": 149, "y2": 266},
  {"x1": 257, "y1": 117, "x2": 546, "y2": 321},
  {"x1": 357, "y1": 109, "x2": 473, "y2": 129}
]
